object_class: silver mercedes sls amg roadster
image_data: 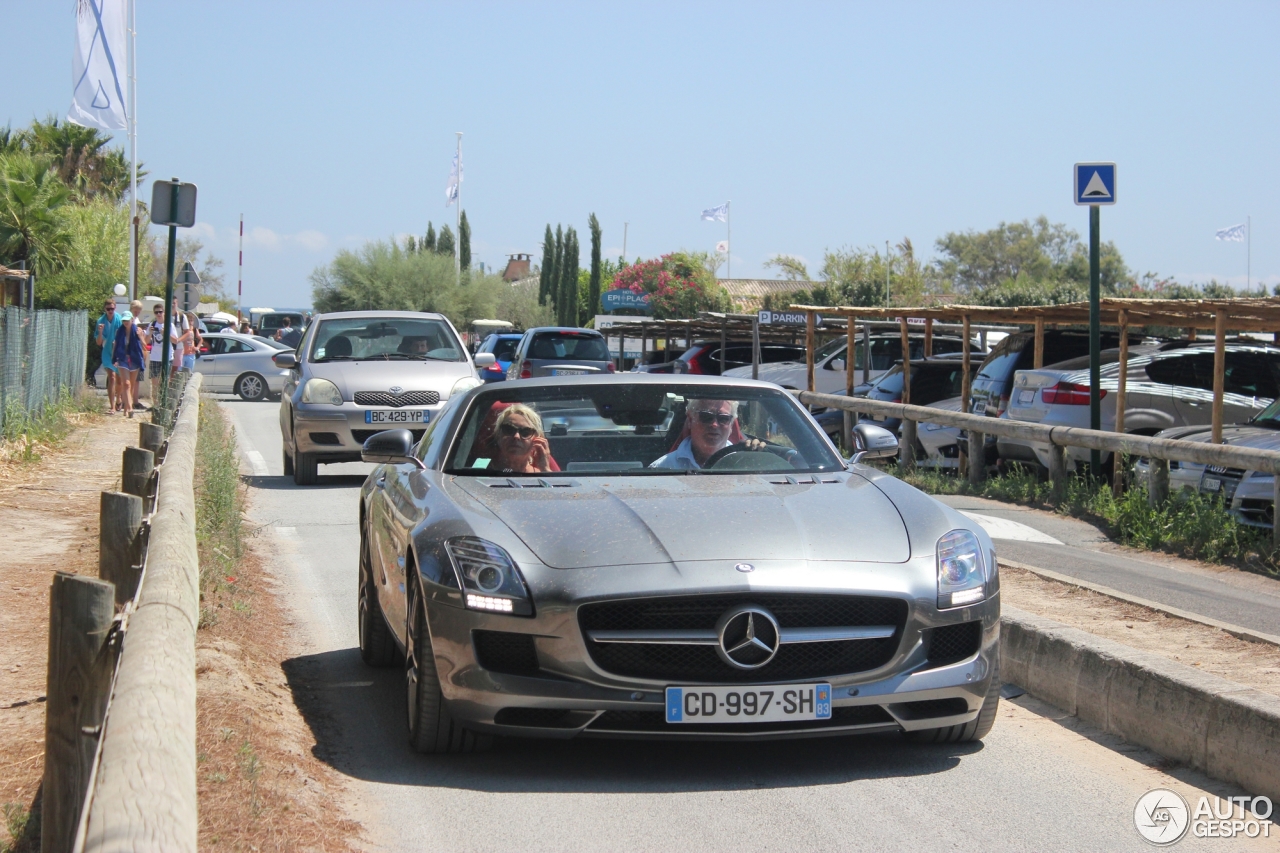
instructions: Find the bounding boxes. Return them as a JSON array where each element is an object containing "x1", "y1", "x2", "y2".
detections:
[{"x1": 357, "y1": 375, "x2": 1000, "y2": 752}]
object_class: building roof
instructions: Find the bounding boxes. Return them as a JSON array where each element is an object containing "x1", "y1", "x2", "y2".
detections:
[
  {"x1": 718, "y1": 278, "x2": 816, "y2": 301},
  {"x1": 0, "y1": 265, "x2": 32, "y2": 279}
]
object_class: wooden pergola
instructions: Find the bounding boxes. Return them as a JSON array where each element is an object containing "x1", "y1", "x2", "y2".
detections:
[{"x1": 790, "y1": 297, "x2": 1280, "y2": 445}]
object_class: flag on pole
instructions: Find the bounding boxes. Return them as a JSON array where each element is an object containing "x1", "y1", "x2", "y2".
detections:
[
  {"x1": 445, "y1": 151, "x2": 463, "y2": 207},
  {"x1": 701, "y1": 203, "x2": 729, "y2": 222},
  {"x1": 715, "y1": 240, "x2": 729, "y2": 254},
  {"x1": 68, "y1": 0, "x2": 128, "y2": 131},
  {"x1": 1215, "y1": 223, "x2": 1246, "y2": 242}
]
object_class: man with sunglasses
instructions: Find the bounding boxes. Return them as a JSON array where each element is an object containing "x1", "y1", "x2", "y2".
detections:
[
  {"x1": 650, "y1": 398, "x2": 766, "y2": 469},
  {"x1": 95, "y1": 299, "x2": 124, "y2": 412}
]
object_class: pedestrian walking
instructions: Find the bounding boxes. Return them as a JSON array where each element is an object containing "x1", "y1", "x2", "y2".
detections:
[
  {"x1": 182, "y1": 311, "x2": 201, "y2": 372},
  {"x1": 129, "y1": 300, "x2": 147, "y2": 410},
  {"x1": 95, "y1": 299, "x2": 124, "y2": 412},
  {"x1": 276, "y1": 316, "x2": 303, "y2": 349},
  {"x1": 112, "y1": 312, "x2": 146, "y2": 417},
  {"x1": 147, "y1": 304, "x2": 180, "y2": 401}
]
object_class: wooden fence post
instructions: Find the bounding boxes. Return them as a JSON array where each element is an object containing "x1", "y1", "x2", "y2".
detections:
[
  {"x1": 139, "y1": 422, "x2": 165, "y2": 456},
  {"x1": 99, "y1": 491, "x2": 143, "y2": 607},
  {"x1": 1048, "y1": 443, "x2": 1068, "y2": 502},
  {"x1": 1148, "y1": 459, "x2": 1170, "y2": 508},
  {"x1": 121, "y1": 447, "x2": 154, "y2": 502},
  {"x1": 967, "y1": 430, "x2": 985, "y2": 485},
  {"x1": 900, "y1": 419, "x2": 917, "y2": 472},
  {"x1": 43, "y1": 572, "x2": 115, "y2": 853}
]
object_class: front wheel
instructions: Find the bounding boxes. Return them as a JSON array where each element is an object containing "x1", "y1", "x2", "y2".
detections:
[
  {"x1": 293, "y1": 451, "x2": 317, "y2": 486},
  {"x1": 235, "y1": 372, "x2": 267, "y2": 401},
  {"x1": 282, "y1": 446, "x2": 294, "y2": 476},
  {"x1": 906, "y1": 658, "x2": 1001, "y2": 744},
  {"x1": 405, "y1": 591, "x2": 491, "y2": 754}
]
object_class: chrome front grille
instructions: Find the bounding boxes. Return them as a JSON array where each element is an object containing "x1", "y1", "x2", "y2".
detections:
[{"x1": 353, "y1": 390, "x2": 440, "y2": 407}]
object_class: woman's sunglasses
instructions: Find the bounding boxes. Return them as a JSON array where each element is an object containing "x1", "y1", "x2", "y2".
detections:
[
  {"x1": 499, "y1": 423, "x2": 538, "y2": 440},
  {"x1": 695, "y1": 410, "x2": 734, "y2": 427}
]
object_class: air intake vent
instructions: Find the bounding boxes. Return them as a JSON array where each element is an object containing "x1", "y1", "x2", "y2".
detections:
[
  {"x1": 354, "y1": 390, "x2": 440, "y2": 407},
  {"x1": 922, "y1": 621, "x2": 982, "y2": 669},
  {"x1": 766, "y1": 475, "x2": 841, "y2": 486}
]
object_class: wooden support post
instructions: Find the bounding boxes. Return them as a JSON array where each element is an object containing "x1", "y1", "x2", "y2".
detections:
[
  {"x1": 923, "y1": 318, "x2": 933, "y2": 357},
  {"x1": 43, "y1": 572, "x2": 115, "y2": 853},
  {"x1": 862, "y1": 322, "x2": 871, "y2": 385},
  {"x1": 900, "y1": 418, "x2": 917, "y2": 472},
  {"x1": 122, "y1": 446, "x2": 154, "y2": 501},
  {"x1": 1149, "y1": 458, "x2": 1170, "y2": 507},
  {"x1": 139, "y1": 422, "x2": 164, "y2": 456},
  {"x1": 967, "y1": 429, "x2": 985, "y2": 485},
  {"x1": 899, "y1": 317, "x2": 911, "y2": 405},
  {"x1": 805, "y1": 311, "x2": 816, "y2": 393},
  {"x1": 1033, "y1": 316, "x2": 1045, "y2": 369},
  {"x1": 1186, "y1": 326, "x2": 1196, "y2": 342},
  {"x1": 1048, "y1": 443, "x2": 1068, "y2": 502},
  {"x1": 99, "y1": 491, "x2": 143, "y2": 607},
  {"x1": 1212, "y1": 309, "x2": 1226, "y2": 445},
  {"x1": 719, "y1": 320, "x2": 727, "y2": 375},
  {"x1": 843, "y1": 318, "x2": 856, "y2": 453},
  {"x1": 640, "y1": 330, "x2": 647, "y2": 366},
  {"x1": 1113, "y1": 310, "x2": 1129, "y2": 496},
  {"x1": 961, "y1": 314, "x2": 972, "y2": 414}
]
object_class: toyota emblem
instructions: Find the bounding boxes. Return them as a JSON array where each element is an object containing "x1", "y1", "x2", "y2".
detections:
[
  {"x1": 734, "y1": 562, "x2": 755, "y2": 573},
  {"x1": 714, "y1": 605, "x2": 780, "y2": 670},
  {"x1": 388, "y1": 386, "x2": 403, "y2": 394}
]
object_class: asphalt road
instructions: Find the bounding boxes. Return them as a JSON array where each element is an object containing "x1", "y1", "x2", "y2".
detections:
[{"x1": 221, "y1": 398, "x2": 1277, "y2": 852}]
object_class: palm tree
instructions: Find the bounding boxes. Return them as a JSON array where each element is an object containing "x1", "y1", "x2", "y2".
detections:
[
  {"x1": 0, "y1": 152, "x2": 73, "y2": 274},
  {"x1": 24, "y1": 116, "x2": 139, "y2": 202}
]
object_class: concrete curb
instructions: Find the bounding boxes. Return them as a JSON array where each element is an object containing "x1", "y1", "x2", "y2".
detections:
[
  {"x1": 1001, "y1": 605, "x2": 1280, "y2": 801},
  {"x1": 1000, "y1": 558, "x2": 1280, "y2": 648}
]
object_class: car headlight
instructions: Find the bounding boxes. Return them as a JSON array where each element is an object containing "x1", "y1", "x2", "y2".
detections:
[
  {"x1": 451, "y1": 376, "x2": 481, "y2": 398},
  {"x1": 301, "y1": 377, "x2": 343, "y2": 406},
  {"x1": 937, "y1": 528, "x2": 986, "y2": 609},
  {"x1": 443, "y1": 537, "x2": 533, "y2": 616}
]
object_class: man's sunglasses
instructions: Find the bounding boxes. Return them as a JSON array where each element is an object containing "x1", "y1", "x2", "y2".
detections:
[
  {"x1": 103, "y1": 305, "x2": 115, "y2": 311},
  {"x1": 695, "y1": 411, "x2": 734, "y2": 427},
  {"x1": 499, "y1": 423, "x2": 538, "y2": 439}
]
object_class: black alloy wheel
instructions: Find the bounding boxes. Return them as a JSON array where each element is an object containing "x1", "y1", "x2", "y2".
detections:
[
  {"x1": 358, "y1": 527, "x2": 398, "y2": 667},
  {"x1": 405, "y1": 589, "x2": 491, "y2": 754}
]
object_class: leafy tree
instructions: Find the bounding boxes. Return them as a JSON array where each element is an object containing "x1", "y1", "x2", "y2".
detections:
[
  {"x1": 538, "y1": 224, "x2": 554, "y2": 305},
  {"x1": 612, "y1": 252, "x2": 730, "y2": 319},
  {"x1": 459, "y1": 210, "x2": 471, "y2": 276},
  {"x1": 0, "y1": 151, "x2": 72, "y2": 274},
  {"x1": 423, "y1": 222, "x2": 436, "y2": 253},
  {"x1": 436, "y1": 224, "x2": 455, "y2": 258},
  {"x1": 549, "y1": 225, "x2": 564, "y2": 315},
  {"x1": 405, "y1": 234, "x2": 417, "y2": 254},
  {"x1": 763, "y1": 254, "x2": 810, "y2": 280},
  {"x1": 587, "y1": 213, "x2": 602, "y2": 322},
  {"x1": 559, "y1": 227, "x2": 580, "y2": 326},
  {"x1": 36, "y1": 198, "x2": 131, "y2": 310}
]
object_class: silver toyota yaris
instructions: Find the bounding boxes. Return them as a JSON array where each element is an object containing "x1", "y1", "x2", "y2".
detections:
[
  {"x1": 275, "y1": 310, "x2": 493, "y2": 485},
  {"x1": 357, "y1": 375, "x2": 1000, "y2": 752}
]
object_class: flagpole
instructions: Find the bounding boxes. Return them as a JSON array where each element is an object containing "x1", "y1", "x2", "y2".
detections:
[
  {"x1": 726, "y1": 201, "x2": 731, "y2": 280},
  {"x1": 127, "y1": 0, "x2": 138, "y2": 300},
  {"x1": 1247, "y1": 214, "x2": 1251, "y2": 294},
  {"x1": 455, "y1": 131, "x2": 462, "y2": 287},
  {"x1": 237, "y1": 214, "x2": 244, "y2": 322}
]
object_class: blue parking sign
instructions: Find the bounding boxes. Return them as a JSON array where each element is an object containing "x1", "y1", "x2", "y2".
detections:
[{"x1": 1074, "y1": 163, "x2": 1116, "y2": 206}]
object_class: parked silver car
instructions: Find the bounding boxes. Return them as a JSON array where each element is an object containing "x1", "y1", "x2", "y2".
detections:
[
  {"x1": 1003, "y1": 343, "x2": 1280, "y2": 470},
  {"x1": 194, "y1": 332, "x2": 292, "y2": 401},
  {"x1": 506, "y1": 327, "x2": 615, "y2": 380},
  {"x1": 276, "y1": 311, "x2": 493, "y2": 485},
  {"x1": 723, "y1": 334, "x2": 978, "y2": 393},
  {"x1": 356, "y1": 375, "x2": 1001, "y2": 752}
]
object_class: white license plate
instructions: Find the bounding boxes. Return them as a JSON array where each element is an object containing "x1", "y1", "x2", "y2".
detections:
[
  {"x1": 1017, "y1": 389, "x2": 1035, "y2": 406},
  {"x1": 552, "y1": 368, "x2": 586, "y2": 376},
  {"x1": 665, "y1": 683, "x2": 831, "y2": 724},
  {"x1": 1201, "y1": 478, "x2": 1221, "y2": 492},
  {"x1": 364, "y1": 409, "x2": 429, "y2": 424},
  {"x1": 972, "y1": 401, "x2": 987, "y2": 415}
]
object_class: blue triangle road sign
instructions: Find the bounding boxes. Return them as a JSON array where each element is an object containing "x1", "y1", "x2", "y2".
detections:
[{"x1": 1074, "y1": 163, "x2": 1116, "y2": 206}]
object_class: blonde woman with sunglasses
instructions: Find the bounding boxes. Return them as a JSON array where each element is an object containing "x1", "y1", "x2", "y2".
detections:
[{"x1": 487, "y1": 403, "x2": 554, "y2": 474}]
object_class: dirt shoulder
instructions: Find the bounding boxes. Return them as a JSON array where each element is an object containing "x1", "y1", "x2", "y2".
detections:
[
  {"x1": 1000, "y1": 565, "x2": 1280, "y2": 699},
  {"x1": 0, "y1": 412, "x2": 134, "y2": 849}
]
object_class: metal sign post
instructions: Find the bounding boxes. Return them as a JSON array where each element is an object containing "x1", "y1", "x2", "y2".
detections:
[
  {"x1": 1075, "y1": 162, "x2": 1116, "y2": 475},
  {"x1": 150, "y1": 178, "x2": 198, "y2": 409}
]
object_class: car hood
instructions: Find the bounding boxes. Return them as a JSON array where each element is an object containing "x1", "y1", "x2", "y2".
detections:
[
  {"x1": 449, "y1": 472, "x2": 911, "y2": 568},
  {"x1": 1153, "y1": 423, "x2": 1280, "y2": 452},
  {"x1": 305, "y1": 359, "x2": 473, "y2": 398},
  {"x1": 722, "y1": 362, "x2": 805, "y2": 383}
]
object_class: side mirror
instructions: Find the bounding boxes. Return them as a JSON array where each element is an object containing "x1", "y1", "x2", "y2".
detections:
[
  {"x1": 474, "y1": 352, "x2": 496, "y2": 367},
  {"x1": 850, "y1": 423, "x2": 898, "y2": 464},
  {"x1": 272, "y1": 351, "x2": 298, "y2": 369},
  {"x1": 361, "y1": 429, "x2": 424, "y2": 468}
]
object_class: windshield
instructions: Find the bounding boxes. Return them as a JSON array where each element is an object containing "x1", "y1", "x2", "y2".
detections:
[
  {"x1": 529, "y1": 332, "x2": 611, "y2": 361},
  {"x1": 490, "y1": 337, "x2": 520, "y2": 361},
  {"x1": 308, "y1": 317, "x2": 464, "y2": 362},
  {"x1": 445, "y1": 383, "x2": 844, "y2": 476},
  {"x1": 1252, "y1": 397, "x2": 1280, "y2": 428}
]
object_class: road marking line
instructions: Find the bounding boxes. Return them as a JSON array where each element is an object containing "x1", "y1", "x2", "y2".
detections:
[
  {"x1": 961, "y1": 511, "x2": 1063, "y2": 545},
  {"x1": 245, "y1": 449, "x2": 269, "y2": 477},
  {"x1": 275, "y1": 526, "x2": 297, "y2": 537}
]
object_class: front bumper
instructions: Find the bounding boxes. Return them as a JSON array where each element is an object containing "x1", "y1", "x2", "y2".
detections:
[
  {"x1": 293, "y1": 401, "x2": 446, "y2": 458},
  {"x1": 420, "y1": 566, "x2": 1001, "y2": 741}
]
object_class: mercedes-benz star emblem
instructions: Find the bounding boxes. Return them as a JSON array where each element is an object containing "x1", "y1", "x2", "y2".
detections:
[
  {"x1": 389, "y1": 386, "x2": 403, "y2": 394},
  {"x1": 734, "y1": 563, "x2": 755, "y2": 573},
  {"x1": 714, "y1": 605, "x2": 780, "y2": 670}
]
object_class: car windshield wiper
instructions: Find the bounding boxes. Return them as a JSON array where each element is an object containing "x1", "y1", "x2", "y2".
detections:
[
  {"x1": 374, "y1": 353, "x2": 459, "y2": 361},
  {"x1": 313, "y1": 355, "x2": 353, "y2": 362}
]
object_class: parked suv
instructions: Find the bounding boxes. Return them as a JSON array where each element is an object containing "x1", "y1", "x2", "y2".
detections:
[
  {"x1": 671, "y1": 341, "x2": 806, "y2": 375},
  {"x1": 276, "y1": 311, "x2": 491, "y2": 485},
  {"x1": 506, "y1": 327, "x2": 615, "y2": 380},
  {"x1": 723, "y1": 334, "x2": 976, "y2": 392},
  {"x1": 1005, "y1": 342, "x2": 1280, "y2": 471}
]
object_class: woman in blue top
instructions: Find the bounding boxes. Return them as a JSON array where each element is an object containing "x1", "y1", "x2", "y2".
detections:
[{"x1": 112, "y1": 313, "x2": 146, "y2": 417}]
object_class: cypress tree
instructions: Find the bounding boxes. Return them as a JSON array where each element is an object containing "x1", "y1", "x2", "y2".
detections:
[
  {"x1": 459, "y1": 210, "x2": 472, "y2": 279},
  {"x1": 405, "y1": 235, "x2": 417, "y2": 254},
  {"x1": 588, "y1": 213, "x2": 602, "y2": 321},
  {"x1": 436, "y1": 224, "x2": 455, "y2": 258},
  {"x1": 559, "y1": 228, "x2": 580, "y2": 327},
  {"x1": 423, "y1": 222, "x2": 436, "y2": 253},
  {"x1": 538, "y1": 224, "x2": 554, "y2": 305},
  {"x1": 549, "y1": 225, "x2": 564, "y2": 321}
]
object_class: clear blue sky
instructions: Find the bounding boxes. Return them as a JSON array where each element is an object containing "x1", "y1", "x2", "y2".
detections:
[{"x1": 6, "y1": 1, "x2": 1279, "y2": 308}]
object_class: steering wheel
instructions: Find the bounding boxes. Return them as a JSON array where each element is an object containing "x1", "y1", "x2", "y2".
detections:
[{"x1": 703, "y1": 442, "x2": 800, "y2": 469}]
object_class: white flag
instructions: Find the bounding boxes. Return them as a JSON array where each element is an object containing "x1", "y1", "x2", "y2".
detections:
[
  {"x1": 1215, "y1": 223, "x2": 1246, "y2": 242},
  {"x1": 68, "y1": 0, "x2": 128, "y2": 131},
  {"x1": 445, "y1": 151, "x2": 462, "y2": 207},
  {"x1": 715, "y1": 240, "x2": 729, "y2": 254},
  {"x1": 701, "y1": 202, "x2": 728, "y2": 222}
]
